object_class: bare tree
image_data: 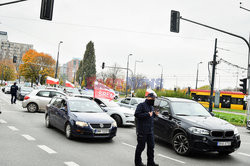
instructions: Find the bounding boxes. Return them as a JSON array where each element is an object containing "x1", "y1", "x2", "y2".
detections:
[{"x1": 107, "y1": 63, "x2": 122, "y2": 89}]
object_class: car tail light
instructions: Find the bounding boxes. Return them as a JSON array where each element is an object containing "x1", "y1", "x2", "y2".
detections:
[{"x1": 24, "y1": 96, "x2": 30, "y2": 100}]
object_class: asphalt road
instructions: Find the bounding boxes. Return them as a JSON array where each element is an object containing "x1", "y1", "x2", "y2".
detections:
[{"x1": 0, "y1": 92, "x2": 250, "y2": 166}]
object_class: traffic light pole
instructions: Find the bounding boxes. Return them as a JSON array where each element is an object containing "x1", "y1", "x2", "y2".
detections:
[{"x1": 179, "y1": 16, "x2": 250, "y2": 114}]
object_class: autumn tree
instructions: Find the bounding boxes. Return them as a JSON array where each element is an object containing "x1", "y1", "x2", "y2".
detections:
[
  {"x1": 19, "y1": 49, "x2": 56, "y2": 85},
  {"x1": 0, "y1": 59, "x2": 16, "y2": 82}
]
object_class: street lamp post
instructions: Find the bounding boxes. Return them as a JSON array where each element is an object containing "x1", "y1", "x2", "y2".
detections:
[
  {"x1": 126, "y1": 54, "x2": 132, "y2": 97},
  {"x1": 195, "y1": 62, "x2": 202, "y2": 89},
  {"x1": 55, "y1": 41, "x2": 63, "y2": 79},
  {"x1": 158, "y1": 64, "x2": 163, "y2": 90}
]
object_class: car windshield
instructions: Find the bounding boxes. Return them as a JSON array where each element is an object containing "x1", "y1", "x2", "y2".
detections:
[
  {"x1": 21, "y1": 87, "x2": 33, "y2": 92},
  {"x1": 171, "y1": 102, "x2": 211, "y2": 117},
  {"x1": 68, "y1": 100, "x2": 104, "y2": 113},
  {"x1": 101, "y1": 99, "x2": 120, "y2": 107}
]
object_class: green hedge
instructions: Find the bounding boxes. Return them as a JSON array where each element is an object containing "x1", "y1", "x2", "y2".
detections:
[{"x1": 135, "y1": 89, "x2": 191, "y2": 99}]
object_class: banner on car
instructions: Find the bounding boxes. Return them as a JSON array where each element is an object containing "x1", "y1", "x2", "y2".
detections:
[
  {"x1": 94, "y1": 81, "x2": 115, "y2": 100},
  {"x1": 65, "y1": 80, "x2": 75, "y2": 88}
]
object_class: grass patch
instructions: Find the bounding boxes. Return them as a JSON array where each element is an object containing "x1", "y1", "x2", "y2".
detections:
[{"x1": 213, "y1": 112, "x2": 247, "y2": 126}]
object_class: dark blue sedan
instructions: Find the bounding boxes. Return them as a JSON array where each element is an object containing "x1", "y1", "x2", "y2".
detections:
[{"x1": 45, "y1": 96, "x2": 117, "y2": 139}]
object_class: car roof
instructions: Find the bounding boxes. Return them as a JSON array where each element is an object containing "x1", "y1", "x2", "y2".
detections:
[
  {"x1": 158, "y1": 97, "x2": 196, "y2": 103},
  {"x1": 60, "y1": 96, "x2": 92, "y2": 101}
]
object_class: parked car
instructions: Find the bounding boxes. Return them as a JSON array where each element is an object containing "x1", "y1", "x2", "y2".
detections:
[
  {"x1": 118, "y1": 97, "x2": 145, "y2": 110},
  {"x1": 45, "y1": 96, "x2": 117, "y2": 139},
  {"x1": 17, "y1": 86, "x2": 33, "y2": 100},
  {"x1": 4, "y1": 85, "x2": 11, "y2": 94},
  {"x1": 63, "y1": 87, "x2": 81, "y2": 96},
  {"x1": 81, "y1": 89, "x2": 94, "y2": 97},
  {"x1": 22, "y1": 89, "x2": 67, "y2": 112},
  {"x1": 78, "y1": 96, "x2": 135, "y2": 126},
  {"x1": 153, "y1": 97, "x2": 241, "y2": 155}
]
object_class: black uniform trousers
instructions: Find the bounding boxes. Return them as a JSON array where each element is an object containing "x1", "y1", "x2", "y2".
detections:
[
  {"x1": 135, "y1": 133, "x2": 155, "y2": 165},
  {"x1": 11, "y1": 94, "x2": 17, "y2": 104}
]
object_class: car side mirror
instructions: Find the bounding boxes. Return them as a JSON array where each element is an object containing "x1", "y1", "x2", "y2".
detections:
[{"x1": 102, "y1": 108, "x2": 108, "y2": 112}]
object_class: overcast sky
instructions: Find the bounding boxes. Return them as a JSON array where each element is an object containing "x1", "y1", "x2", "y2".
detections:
[{"x1": 0, "y1": 0, "x2": 249, "y2": 90}]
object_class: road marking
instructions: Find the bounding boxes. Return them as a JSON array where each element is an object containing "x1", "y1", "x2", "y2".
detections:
[
  {"x1": 241, "y1": 142, "x2": 250, "y2": 145},
  {"x1": 158, "y1": 154, "x2": 186, "y2": 164},
  {"x1": 37, "y1": 145, "x2": 57, "y2": 154},
  {"x1": 0, "y1": 119, "x2": 7, "y2": 123},
  {"x1": 22, "y1": 134, "x2": 36, "y2": 141},
  {"x1": 238, "y1": 152, "x2": 250, "y2": 157},
  {"x1": 122, "y1": 142, "x2": 136, "y2": 149},
  {"x1": 64, "y1": 161, "x2": 80, "y2": 166},
  {"x1": 7, "y1": 126, "x2": 19, "y2": 131}
]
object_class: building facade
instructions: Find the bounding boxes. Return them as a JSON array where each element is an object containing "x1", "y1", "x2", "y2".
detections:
[{"x1": 60, "y1": 58, "x2": 81, "y2": 83}]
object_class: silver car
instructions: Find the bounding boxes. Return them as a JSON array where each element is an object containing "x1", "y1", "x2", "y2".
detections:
[
  {"x1": 117, "y1": 97, "x2": 145, "y2": 110},
  {"x1": 22, "y1": 89, "x2": 67, "y2": 112}
]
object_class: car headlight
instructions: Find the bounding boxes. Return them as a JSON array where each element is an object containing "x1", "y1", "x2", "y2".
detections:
[
  {"x1": 112, "y1": 121, "x2": 117, "y2": 127},
  {"x1": 234, "y1": 127, "x2": 239, "y2": 135},
  {"x1": 188, "y1": 127, "x2": 210, "y2": 135},
  {"x1": 124, "y1": 113, "x2": 134, "y2": 117},
  {"x1": 75, "y1": 121, "x2": 88, "y2": 127}
]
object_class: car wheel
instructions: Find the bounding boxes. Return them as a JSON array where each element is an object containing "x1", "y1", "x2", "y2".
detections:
[
  {"x1": 45, "y1": 114, "x2": 52, "y2": 128},
  {"x1": 65, "y1": 123, "x2": 73, "y2": 139},
  {"x1": 112, "y1": 114, "x2": 122, "y2": 127},
  {"x1": 218, "y1": 151, "x2": 233, "y2": 156},
  {"x1": 27, "y1": 103, "x2": 38, "y2": 113},
  {"x1": 173, "y1": 132, "x2": 190, "y2": 155}
]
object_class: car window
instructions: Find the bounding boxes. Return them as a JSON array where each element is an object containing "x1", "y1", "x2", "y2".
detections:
[
  {"x1": 36, "y1": 91, "x2": 50, "y2": 97},
  {"x1": 120, "y1": 99, "x2": 126, "y2": 104},
  {"x1": 121, "y1": 98, "x2": 131, "y2": 104},
  {"x1": 131, "y1": 99, "x2": 138, "y2": 105},
  {"x1": 52, "y1": 98, "x2": 63, "y2": 108},
  {"x1": 159, "y1": 100, "x2": 170, "y2": 114},
  {"x1": 50, "y1": 91, "x2": 64, "y2": 97}
]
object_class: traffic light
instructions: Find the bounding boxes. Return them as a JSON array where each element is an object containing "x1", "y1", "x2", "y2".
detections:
[
  {"x1": 239, "y1": 78, "x2": 247, "y2": 94},
  {"x1": 40, "y1": 0, "x2": 54, "y2": 21},
  {"x1": 102, "y1": 62, "x2": 105, "y2": 69},
  {"x1": 13, "y1": 55, "x2": 17, "y2": 63},
  {"x1": 170, "y1": 10, "x2": 180, "y2": 33}
]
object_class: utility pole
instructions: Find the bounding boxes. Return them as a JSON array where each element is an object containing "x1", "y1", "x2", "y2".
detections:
[
  {"x1": 158, "y1": 64, "x2": 163, "y2": 90},
  {"x1": 209, "y1": 39, "x2": 218, "y2": 113}
]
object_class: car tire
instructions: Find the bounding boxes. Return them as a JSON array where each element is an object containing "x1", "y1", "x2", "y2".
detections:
[
  {"x1": 172, "y1": 132, "x2": 191, "y2": 155},
  {"x1": 112, "y1": 114, "x2": 122, "y2": 127},
  {"x1": 27, "y1": 103, "x2": 38, "y2": 113},
  {"x1": 45, "y1": 114, "x2": 52, "y2": 128},
  {"x1": 65, "y1": 123, "x2": 73, "y2": 140}
]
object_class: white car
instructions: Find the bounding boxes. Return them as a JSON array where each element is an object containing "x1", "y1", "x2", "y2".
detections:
[
  {"x1": 76, "y1": 96, "x2": 135, "y2": 127},
  {"x1": 22, "y1": 89, "x2": 67, "y2": 112},
  {"x1": 117, "y1": 97, "x2": 145, "y2": 110}
]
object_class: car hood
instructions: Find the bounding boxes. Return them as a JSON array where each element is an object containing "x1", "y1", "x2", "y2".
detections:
[
  {"x1": 105, "y1": 106, "x2": 135, "y2": 114},
  {"x1": 72, "y1": 112, "x2": 114, "y2": 124},
  {"x1": 179, "y1": 116, "x2": 235, "y2": 130}
]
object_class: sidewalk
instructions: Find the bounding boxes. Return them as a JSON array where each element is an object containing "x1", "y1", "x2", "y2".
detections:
[{"x1": 213, "y1": 109, "x2": 246, "y2": 116}]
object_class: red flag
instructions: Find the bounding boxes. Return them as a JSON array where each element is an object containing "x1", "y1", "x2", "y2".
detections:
[
  {"x1": 94, "y1": 81, "x2": 115, "y2": 100},
  {"x1": 65, "y1": 80, "x2": 75, "y2": 88},
  {"x1": 46, "y1": 76, "x2": 59, "y2": 85}
]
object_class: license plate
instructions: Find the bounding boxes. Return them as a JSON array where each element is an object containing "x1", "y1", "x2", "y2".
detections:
[
  {"x1": 217, "y1": 142, "x2": 231, "y2": 146},
  {"x1": 95, "y1": 129, "x2": 110, "y2": 134}
]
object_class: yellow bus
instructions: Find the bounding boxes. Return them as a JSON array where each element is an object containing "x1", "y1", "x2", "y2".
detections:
[{"x1": 190, "y1": 89, "x2": 246, "y2": 110}]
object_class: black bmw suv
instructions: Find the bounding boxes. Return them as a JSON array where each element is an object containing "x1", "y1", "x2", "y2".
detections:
[{"x1": 153, "y1": 97, "x2": 241, "y2": 155}]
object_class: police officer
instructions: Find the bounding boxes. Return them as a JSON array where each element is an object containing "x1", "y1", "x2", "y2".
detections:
[
  {"x1": 134, "y1": 93, "x2": 159, "y2": 166},
  {"x1": 10, "y1": 82, "x2": 18, "y2": 104}
]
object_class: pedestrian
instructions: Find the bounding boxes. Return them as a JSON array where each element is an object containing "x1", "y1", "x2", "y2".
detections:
[
  {"x1": 134, "y1": 93, "x2": 159, "y2": 166},
  {"x1": 10, "y1": 82, "x2": 18, "y2": 104}
]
